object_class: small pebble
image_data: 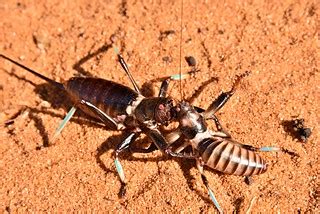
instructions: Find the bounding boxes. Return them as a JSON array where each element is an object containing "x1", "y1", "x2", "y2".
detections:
[{"x1": 185, "y1": 56, "x2": 196, "y2": 67}]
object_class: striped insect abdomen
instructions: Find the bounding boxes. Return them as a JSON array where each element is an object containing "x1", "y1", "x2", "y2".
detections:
[
  {"x1": 199, "y1": 138, "x2": 267, "y2": 176},
  {"x1": 65, "y1": 77, "x2": 139, "y2": 120}
]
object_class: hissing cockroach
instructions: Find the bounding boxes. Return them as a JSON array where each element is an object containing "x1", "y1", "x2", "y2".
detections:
[
  {"x1": 165, "y1": 72, "x2": 279, "y2": 213},
  {"x1": 0, "y1": 53, "x2": 180, "y2": 196}
]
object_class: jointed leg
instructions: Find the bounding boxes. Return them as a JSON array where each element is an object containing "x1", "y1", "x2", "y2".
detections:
[
  {"x1": 145, "y1": 127, "x2": 196, "y2": 158},
  {"x1": 80, "y1": 100, "x2": 122, "y2": 130},
  {"x1": 242, "y1": 144, "x2": 280, "y2": 152},
  {"x1": 114, "y1": 132, "x2": 140, "y2": 197},
  {"x1": 230, "y1": 139, "x2": 280, "y2": 152},
  {"x1": 130, "y1": 143, "x2": 158, "y2": 153},
  {"x1": 211, "y1": 115, "x2": 231, "y2": 138},
  {"x1": 204, "y1": 71, "x2": 250, "y2": 119},
  {"x1": 203, "y1": 91, "x2": 235, "y2": 119},
  {"x1": 158, "y1": 70, "x2": 200, "y2": 98},
  {"x1": 158, "y1": 78, "x2": 171, "y2": 97},
  {"x1": 165, "y1": 146, "x2": 199, "y2": 159},
  {"x1": 197, "y1": 159, "x2": 223, "y2": 213},
  {"x1": 113, "y1": 47, "x2": 141, "y2": 94},
  {"x1": 52, "y1": 106, "x2": 77, "y2": 144}
]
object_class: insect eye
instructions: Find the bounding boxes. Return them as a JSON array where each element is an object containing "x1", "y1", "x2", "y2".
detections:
[{"x1": 158, "y1": 104, "x2": 165, "y2": 110}]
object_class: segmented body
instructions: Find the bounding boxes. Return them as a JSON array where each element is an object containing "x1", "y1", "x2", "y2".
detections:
[
  {"x1": 172, "y1": 101, "x2": 268, "y2": 177},
  {"x1": 198, "y1": 137, "x2": 267, "y2": 176},
  {"x1": 65, "y1": 77, "x2": 141, "y2": 128}
]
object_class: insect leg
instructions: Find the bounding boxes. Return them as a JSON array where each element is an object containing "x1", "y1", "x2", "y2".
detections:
[
  {"x1": 145, "y1": 128, "x2": 186, "y2": 157},
  {"x1": 230, "y1": 140, "x2": 280, "y2": 152},
  {"x1": 166, "y1": 130, "x2": 200, "y2": 158},
  {"x1": 144, "y1": 128, "x2": 170, "y2": 152},
  {"x1": 80, "y1": 100, "x2": 121, "y2": 130},
  {"x1": 158, "y1": 78, "x2": 171, "y2": 97},
  {"x1": 164, "y1": 130, "x2": 223, "y2": 210},
  {"x1": 203, "y1": 91, "x2": 235, "y2": 119},
  {"x1": 114, "y1": 132, "x2": 140, "y2": 197},
  {"x1": 204, "y1": 71, "x2": 250, "y2": 119},
  {"x1": 165, "y1": 147, "x2": 198, "y2": 159},
  {"x1": 51, "y1": 106, "x2": 77, "y2": 144},
  {"x1": 194, "y1": 106, "x2": 205, "y2": 113},
  {"x1": 197, "y1": 159, "x2": 223, "y2": 213},
  {"x1": 244, "y1": 145, "x2": 280, "y2": 152},
  {"x1": 170, "y1": 68, "x2": 199, "y2": 81},
  {"x1": 113, "y1": 47, "x2": 141, "y2": 94},
  {"x1": 166, "y1": 129, "x2": 182, "y2": 145},
  {"x1": 159, "y1": 69, "x2": 200, "y2": 97},
  {"x1": 0, "y1": 54, "x2": 64, "y2": 90},
  {"x1": 130, "y1": 143, "x2": 158, "y2": 153},
  {"x1": 211, "y1": 115, "x2": 231, "y2": 138},
  {"x1": 199, "y1": 107, "x2": 276, "y2": 152}
]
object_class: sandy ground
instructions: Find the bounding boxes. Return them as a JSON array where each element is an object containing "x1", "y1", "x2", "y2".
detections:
[{"x1": 0, "y1": 0, "x2": 319, "y2": 213}]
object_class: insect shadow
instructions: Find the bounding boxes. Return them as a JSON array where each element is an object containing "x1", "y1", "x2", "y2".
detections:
[
  {"x1": 2, "y1": 68, "x2": 111, "y2": 147},
  {"x1": 73, "y1": 42, "x2": 113, "y2": 77},
  {"x1": 96, "y1": 133, "x2": 169, "y2": 198}
]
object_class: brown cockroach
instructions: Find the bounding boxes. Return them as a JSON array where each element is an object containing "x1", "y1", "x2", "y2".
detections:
[
  {"x1": 165, "y1": 72, "x2": 280, "y2": 213},
  {"x1": 0, "y1": 53, "x2": 181, "y2": 196}
]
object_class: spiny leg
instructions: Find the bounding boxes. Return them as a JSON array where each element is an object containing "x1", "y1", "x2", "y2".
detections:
[
  {"x1": 52, "y1": 106, "x2": 77, "y2": 145},
  {"x1": 161, "y1": 135, "x2": 223, "y2": 211},
  {"x1": 197, "y1": 159, "x2": 223, "y2": 213},
  {"x1": 157, "y1": 129, "x2": 223, "y2": 211},
  {"x1": 204, "y1": 71, "x2": 251, "y2": 119},
  {"x1": 193, "y1": 108, "x2": 231, "y2": 138},
  {"x1": 113, "y1": 47, "x2": 141, "y2": 94},
  {"x1": 203, "y1": 91, "x2": 234, "y2": 119},
  {"x1": 80, "y1": 99, "x2": 140, "y2": 196},
  {"x1": 196, "y1": 104, "x2": 278, "y2": 152},
  {"x1": 114, "y1": 132, "x2": 140, "y2": 197}
]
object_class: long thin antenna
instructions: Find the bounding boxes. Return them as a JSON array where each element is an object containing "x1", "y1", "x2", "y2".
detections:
[
  {"x1": 0, "y1": 54, "x2": 64, "y2": 90},
  {"x1": 179, "y1": 0, "x2": 184, "y2": 101}
]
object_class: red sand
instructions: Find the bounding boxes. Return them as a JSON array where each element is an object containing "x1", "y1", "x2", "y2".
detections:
[{"x1": 0, "y1": 0, "x2": 319, "y2": 212}]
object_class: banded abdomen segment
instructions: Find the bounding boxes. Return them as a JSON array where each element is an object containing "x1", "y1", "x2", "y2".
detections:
[
  {"x1": 198, "y1": 138, "x2": 267, "y2": 176},
  {"x1": 65, "y1": 77, "x2": 139, "y2": 119}
]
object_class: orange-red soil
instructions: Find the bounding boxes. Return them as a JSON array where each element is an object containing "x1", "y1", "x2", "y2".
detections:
[{"x1": 0, "y1": 0, "x2": 319, "y2": 212}]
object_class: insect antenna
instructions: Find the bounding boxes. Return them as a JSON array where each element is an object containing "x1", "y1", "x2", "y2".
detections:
[
  {"x1": 179, "y1": 0, "x2": 184, "y2": 101},
  {"x1": 0, "y1": 54, "x2": 64, "y2": 90}
]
